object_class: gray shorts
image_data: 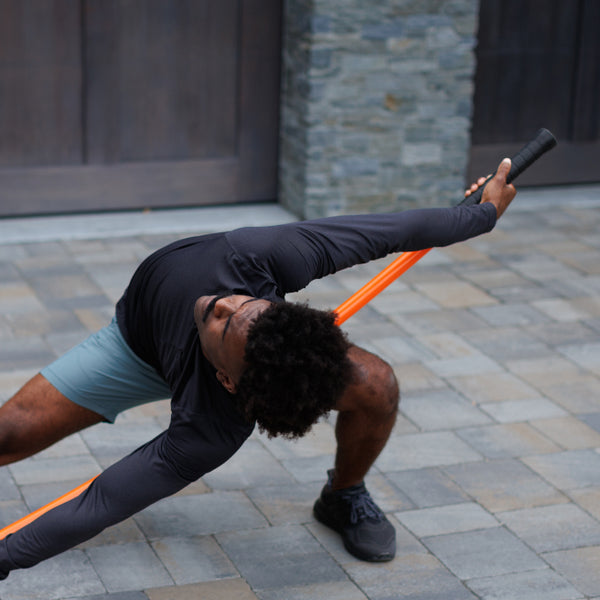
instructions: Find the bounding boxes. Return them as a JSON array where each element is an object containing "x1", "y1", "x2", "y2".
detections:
[{"x1": 41, "y1": 317, "x2": 171, "y2": 423}]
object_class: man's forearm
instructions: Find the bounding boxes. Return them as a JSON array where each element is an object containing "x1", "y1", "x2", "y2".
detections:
[{"x1": 0, "y1": 435, "x2": 189, "y2": 578}]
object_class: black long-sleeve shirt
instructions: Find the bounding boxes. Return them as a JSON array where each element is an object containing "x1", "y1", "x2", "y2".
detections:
[{"x1": 0, "y1": 203, "x2": 496, "y2": 577}]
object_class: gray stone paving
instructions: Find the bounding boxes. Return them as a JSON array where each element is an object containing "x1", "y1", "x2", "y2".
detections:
[{"x1": 0, "y1": 186, "x2": 600, "y2": 598}]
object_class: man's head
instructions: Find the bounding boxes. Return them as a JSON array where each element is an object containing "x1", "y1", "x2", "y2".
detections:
[
  {"x1": 194, "y1": 293, "x2": 271, "y2": 393},
  {"x1": 194, "y1": 294, "x2": 353, "y2": 439}
]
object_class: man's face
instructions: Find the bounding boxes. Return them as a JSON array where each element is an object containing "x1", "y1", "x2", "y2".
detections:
[{"x1": 194, "y1": 293, "x2": 271, "y2": 393}]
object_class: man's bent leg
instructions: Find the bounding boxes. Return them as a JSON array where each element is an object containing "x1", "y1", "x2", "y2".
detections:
[
  {"x1": 314, "y1": 345, "x2": 398, "y2": 562},
  {"x1": 332, "y1": 345, "x2": 399, "y2": 489},
  {"x1": 0, "y1": 374, "x2": 103, "y2": 466}
]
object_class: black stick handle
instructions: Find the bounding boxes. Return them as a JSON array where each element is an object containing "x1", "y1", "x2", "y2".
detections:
[{"x1": 461, "y1": 128, "x2": 558, "y2": 206}]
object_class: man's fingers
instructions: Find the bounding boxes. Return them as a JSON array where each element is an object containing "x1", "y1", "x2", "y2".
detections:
[
  {"x1": 465, "y1": 174, "x2": 493, "y2": 197},
  {"x1": 495, "y1": 158, "x2": 512, "y2": 181},
  {"x1": 482, "y1": 157, "x2": 517, "y2": 218}
]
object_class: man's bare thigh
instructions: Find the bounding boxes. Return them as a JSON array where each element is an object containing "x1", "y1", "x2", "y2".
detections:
[{"x1": 0, "y1": 374, "x2": 103, "y2": 465}]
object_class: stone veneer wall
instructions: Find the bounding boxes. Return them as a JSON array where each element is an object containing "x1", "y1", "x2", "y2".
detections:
[{"x1": 278, "y1": 0, "x2": 480, "y2": 218}]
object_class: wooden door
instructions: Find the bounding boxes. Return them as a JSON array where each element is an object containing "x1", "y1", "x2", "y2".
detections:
[
  {"x1": 468, "y1": 0, "x2": 600, "y2": 186},
  {"x1": 0, "y1": 1, "x2": 82, "y2": 168},
  {"x1": 0, "y1": 0, "x2": 282, "y2": 216}
]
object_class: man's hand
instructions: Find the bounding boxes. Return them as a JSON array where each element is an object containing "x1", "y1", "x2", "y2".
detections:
[{"x1": 465, "y1": 158, "x2": 517, "y2": 219}]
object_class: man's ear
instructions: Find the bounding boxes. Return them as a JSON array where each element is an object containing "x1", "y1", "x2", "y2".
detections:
[{"x1": 216, "y1": 369, "x2": 238, "y2": 394}]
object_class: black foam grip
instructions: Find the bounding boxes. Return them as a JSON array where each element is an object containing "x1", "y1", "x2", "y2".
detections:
[{"x1": 461, "y1": 128, "x2": 557, "y2": 206}]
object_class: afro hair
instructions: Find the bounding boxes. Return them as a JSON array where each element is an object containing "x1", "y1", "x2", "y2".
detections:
[{"x1": 235, "y1": 302, "x2": 353, "y2": 438}]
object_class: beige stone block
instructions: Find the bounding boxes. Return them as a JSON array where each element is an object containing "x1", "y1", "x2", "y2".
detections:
[
  {"x1": 531, "y1": 417, "x2": 600, "y2": 450},
  {"x1": 448, "y1": 372, "x2": 539, "y2": 403},
  {"x1": 417, "y1": 332, "x2": 480, "y2": 359},
  {"x1": 536, "y1": 241, "x2": 592, "y2": 256},
  {"x1": 439, "y1": 244, "x2": 491, "y2": 263},
  {"x1": 461, "y1": 267, "x2": 528, "y2": 289},
  {"x1": 542, "y1": 377, "x2": 600, "y2": 413},
  {"x1": 571, "y1": 488, "x2": 600, "y2": 521},
  {"x1": 572, "y1": 296, "x2": 600, "y2": 317},
  {"x1": 500, "y1": 422, "x2": 562, "y2": 455},
  {"x1": 562, "y1": 254, "x2": 600, "y2": 275},
  {"x1": 146, "y1": 579, "x2": 258, "y2": 600},
  {"x1": 393, "y1": 362, "x2": 446, "y2": 393},
  {"x1": 0, "y1": 282, "x2": 44, "y2": 314},
  {"x1": 544, "y1": 546, "x2": 600, "y2": 597},
  {"x1": 414, "y1": 281, "x2": 497, "y2": 308},
  {"x1": 532, "y1": 298, "x2": 591, "y2": 322},
  {"x1": 249, "y1": 581, "x2": 367, "y2": 600},
  {"x1": 390, "y1": 412, "x2": 420, "y2": 435},
  {"x1": 505, "y1": 357, "x2": 583, "y2": 387}
]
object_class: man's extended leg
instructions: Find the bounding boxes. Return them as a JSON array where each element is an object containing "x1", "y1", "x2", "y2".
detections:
[
  {"x1": 314, "y1": 345, "x2": 399, "y2": 562},
  {"x1": 0, "y1": 374, "x2": 103, "y2": 466}
]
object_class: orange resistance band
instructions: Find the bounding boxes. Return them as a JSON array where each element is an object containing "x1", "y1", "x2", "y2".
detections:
[
  {"x1": 0, "y1": 475, "x2": 99, "y2": 541},
  {"x1": 334, "y1": 248, "x2": 431, "y2": 325},
  {"x1": 0, "y1": 247, "x2": 430, "y2": 541}
]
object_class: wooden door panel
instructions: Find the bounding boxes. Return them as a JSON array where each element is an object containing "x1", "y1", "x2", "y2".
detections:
[
  {"x1": 0, "y1": 0, "x2": 81, "y2": 167},
  {"x1": 0, "y1": 0, "x2": 282, "y2": 216},
  {"x1": 237, "y1": 0, "x2": 283, "y2": 200},
  {"x1": 84, "y1": 0, "x2": 238, "y2": 163},
  {"x1": 572, "y1": 0, "x2": 600, "y2": 141},
  {"x1": 471, "y1": 0, "x2": 578, "y2": 144},
  {"x1": 469, "y1": 0, "x2": 600, "y2": 185}
]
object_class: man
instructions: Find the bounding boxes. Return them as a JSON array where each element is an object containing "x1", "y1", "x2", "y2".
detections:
[{"x1": 0, "y1": 160, "x2": 515, "y2": 578}]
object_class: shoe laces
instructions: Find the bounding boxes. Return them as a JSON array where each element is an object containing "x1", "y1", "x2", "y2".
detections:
[{"x1": 339, "y1": 486, "x2": 384, "y2": 524}]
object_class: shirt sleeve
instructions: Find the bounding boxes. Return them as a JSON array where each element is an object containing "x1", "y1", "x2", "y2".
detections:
[
  {"x1": 0, "y1": 412, "x2": 249, "y2": 578},
  {"x1": 226, "y1": 203, "x2": 497, "y2": 294}
]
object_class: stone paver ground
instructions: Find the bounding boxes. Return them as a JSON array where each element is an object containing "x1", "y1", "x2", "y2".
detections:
[{"x1": 1, "y1": 186, "x2": 600, "y2": 599}]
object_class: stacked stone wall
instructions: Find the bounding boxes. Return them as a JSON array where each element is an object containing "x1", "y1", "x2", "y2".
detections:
[{"x1": 279, "y1": 0, "x2": 480, "y2": 218}]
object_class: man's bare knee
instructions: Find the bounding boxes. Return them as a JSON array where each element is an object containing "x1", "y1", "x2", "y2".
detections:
[
  {"x1": 367, "y1": 357, "x2": 399, "y2": 417},
  {"x1": 338, "y1": 346, "x2": 399, "y2": 417}
]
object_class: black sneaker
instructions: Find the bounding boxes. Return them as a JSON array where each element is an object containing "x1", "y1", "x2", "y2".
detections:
[{"x1": 313, "y1": 470, "x2": 396, "y2": 562}]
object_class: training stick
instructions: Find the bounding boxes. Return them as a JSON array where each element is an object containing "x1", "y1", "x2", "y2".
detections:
[
  {"x1": 0, "y1": 130, "x2": 557, "y2": 542},
  {"x1": 334, "y1": 128, "x2": 557, "y2": 325}
]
